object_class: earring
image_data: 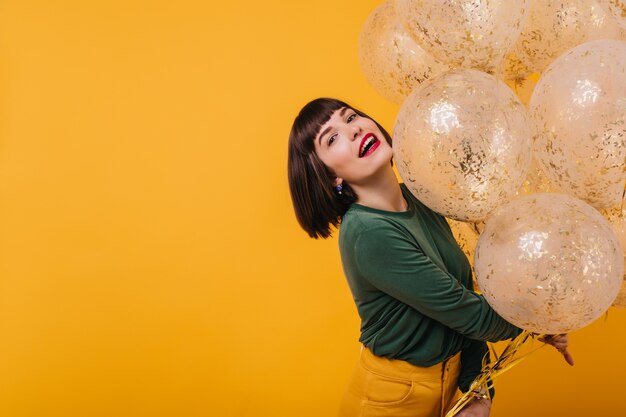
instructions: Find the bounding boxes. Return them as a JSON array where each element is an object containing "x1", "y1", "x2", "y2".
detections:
[{"x1": 335, "y1": 184, "x2": 343, "y2": 195}]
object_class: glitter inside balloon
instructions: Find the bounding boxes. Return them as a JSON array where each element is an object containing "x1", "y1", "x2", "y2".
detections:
[
  {"x1": 393, "y1": 69, "x2": 532, "y2": 222},
  {"x1": 475, "y1": 193, "x2": 624, "y2": 334}
]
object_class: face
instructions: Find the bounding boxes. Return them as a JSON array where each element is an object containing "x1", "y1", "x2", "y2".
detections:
[{"x1": 313, "y1": 107, "x2": 392, "y2": 187}]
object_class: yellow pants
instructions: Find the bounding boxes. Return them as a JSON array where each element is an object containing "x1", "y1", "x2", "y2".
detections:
[{"x1": 338, "y1": 346, "x2": 463, "y2": 417}]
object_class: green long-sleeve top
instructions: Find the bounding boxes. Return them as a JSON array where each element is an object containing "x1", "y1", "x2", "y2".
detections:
[{"x1": 338, "y1": 184, "x2": 522, "y2": 393}]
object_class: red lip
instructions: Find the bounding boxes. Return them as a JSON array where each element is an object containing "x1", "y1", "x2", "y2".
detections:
[{"x1": 359, "y1": 133, "x2": 380, "y2": 158}]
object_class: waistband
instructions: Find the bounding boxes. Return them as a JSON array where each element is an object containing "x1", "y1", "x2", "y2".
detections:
[{"x1": 360, "y1": 346, "x2": 461, "y2": 382}]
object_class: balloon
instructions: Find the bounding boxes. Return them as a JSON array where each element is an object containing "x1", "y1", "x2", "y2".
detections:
[
  {"x1": 601, "y1": 205, "x2": 626, "y2": 308},
  {"x1": 600, "y1": 0, "x2": 626, "y2": 29},
  {"x1": 530, "y1": 39, "x2": 626, "y2": 209},
  {"x1": 393, "y1": 69, "x2": 532, "y2": 222},
  {"x1": 475, "y1": 193, "x2": 624, "y2": 334},
  {"x1": 395, "y1": 0, "x2": 530, "y2": 72},
  {"x1": 499, "y1": 53, "x2": 532, "y2": 82},
  {"x1": 358, "y1": 1, "x2": 450, "y2": 104},
  {"x1": 516, "y1": 159, "x2": 558, "y2": 197},
  {"x1": 504, "y1": 73, "x2": 538, "y2": 108},
  {"x1": 510, "y1": 0, "x2": 623, "y2": 74},
  {"x1": 588, "y1": 0, "x2": 625, "y2": 38}
]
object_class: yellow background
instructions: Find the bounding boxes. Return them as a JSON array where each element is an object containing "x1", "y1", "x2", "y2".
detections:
[{"x1": 0, "y1": 1, "x2": 624, "y2": 416}]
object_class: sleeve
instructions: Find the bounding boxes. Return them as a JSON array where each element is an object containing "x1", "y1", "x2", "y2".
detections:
[
  {"x1": 459, "y1": 340, "x2": 496, "y2": 398},
  {"x1": 353, "y1": 223, "x2": 521, "y2": 342}
]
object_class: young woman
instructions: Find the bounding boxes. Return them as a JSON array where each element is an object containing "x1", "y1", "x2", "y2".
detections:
[{"x1": 287, "y1": 98, "x2": 572, "y2": 417}]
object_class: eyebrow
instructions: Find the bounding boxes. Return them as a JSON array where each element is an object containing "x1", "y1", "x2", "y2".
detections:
[{"x1": 317, "y1": 107, "x2": 350, "y2": 146}]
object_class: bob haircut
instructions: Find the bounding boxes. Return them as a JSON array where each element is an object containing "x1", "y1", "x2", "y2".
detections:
[{"x1": 287, "y1": 97, "x2": 393, "y2": 239}]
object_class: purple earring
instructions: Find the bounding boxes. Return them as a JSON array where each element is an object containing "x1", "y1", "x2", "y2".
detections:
[{"x1": 335, "y1": 184, "x2": 343, "y2": 195}]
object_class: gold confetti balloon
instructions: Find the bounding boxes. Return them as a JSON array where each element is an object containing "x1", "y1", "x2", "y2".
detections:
[
  {"x1": 475, "y1": 193, "x2": 624, "y2": 334},
  {"x1": 498, "y1": 53, "x2": 532, "y2": 82},
  {"x1": 358, "y1": 1, "x2": 450, "y2": 104},
  {"x1": 601, "y1": 206, "x2": 626, "y2": 308},
  {"x1": 516, "y1": 159, "x2": 558, "y2": 197},
  {"x1": 394, "y1": 0, "x2": 530, "y2": 73},
  {"x1": 510, "y1": 0, "x2": 623, "y2": 74},
  {"x1": 393, "y1": 69, "x2": 532, "y2": 222},
  {"x1": 600, "y1": 0, "x2": 626, "y2": 29},
  {"x1": 530, "y1": 39, "x2": 626, "y2": 209},
  {"x1": 503, "y1": 74, "x2": 538, "y2": 108},
  {"x1": 588, "y1": 0, "x2": 626, "y2": 37}
]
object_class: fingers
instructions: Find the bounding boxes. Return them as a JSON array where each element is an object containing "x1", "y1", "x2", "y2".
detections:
[
  {"x1": 561, "y1": 348, "x2": 575, "y2": 366},
  {"x1": 539, "y1": 334, "x2": 568, "y2": 347},
  {"x1": 538, "y1": 334, "x2": 559, "y2": 343},
  {"x1": 539, "y1": 334, "x2": 574, "y2": 366},
  {"x1": 550, "y1": 339, "x2": 568, "y2": 350}
]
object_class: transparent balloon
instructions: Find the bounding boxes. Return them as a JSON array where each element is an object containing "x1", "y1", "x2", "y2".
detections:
[
  {"x1": 600, "y1": 0, "x2": 626, "y2": 29},
  {"x1": 510, "y1": 0, "x2": 624, "y2": 74},
  {"x1": 475, "y1": 193, "x2": 624, "y2": 334},
  {"x1": 602, "y1": 205, "x2": 626, "y2": 308},
  {"x1": 504, "y1": 74, "x2": 538, "y2": 108},
  {"x1": 358, "y1": 1, "x2": 449, "y2": 104},
  {"x1": 530, "y1": 39, "x2": 626, "y2": 209},
  {"x1": 588, "y1": 0, "x2": 625, "y2": 38},
  {"x1": 499, "y1": 53, "x2": 532, "y2": 82},
  {"x1": 393, "y1": 69, "x2": 532, "y2": 222},
  {"x1": 395, "y1": 0, "x2": 530, "y2": 72},
  {"x1": 516, "y1": 158, "x2": 558, "y2": 197}
]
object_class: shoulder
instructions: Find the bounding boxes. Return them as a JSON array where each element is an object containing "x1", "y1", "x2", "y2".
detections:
[
  {"x1": 339, "y1": 208, "x2": 410, "y2": 251},
  {"x1": 341, "y1": 207, "x2": 398, "y2": 234}
]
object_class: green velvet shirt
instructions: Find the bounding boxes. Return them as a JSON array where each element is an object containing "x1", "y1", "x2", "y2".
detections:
[{"x1": 338, "y1": 184, "x2": 521, "y2": 393}]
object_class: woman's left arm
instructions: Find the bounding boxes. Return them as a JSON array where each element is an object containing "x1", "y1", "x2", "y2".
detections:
[{"x1": 459, "y1": 340, "x2": 495, "y2": 398}]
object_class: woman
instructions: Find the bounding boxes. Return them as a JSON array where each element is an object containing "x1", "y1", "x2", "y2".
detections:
[{"x1": 287, "y1": 98, "x2": 572, "y2": 417}]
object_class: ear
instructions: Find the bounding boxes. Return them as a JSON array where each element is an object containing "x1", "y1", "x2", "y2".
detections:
[{"x1": 333, "y1": 177, "x2": 343, "y2": 187}]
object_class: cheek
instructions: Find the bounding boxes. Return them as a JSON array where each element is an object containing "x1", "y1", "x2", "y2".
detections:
[
  {"x1": 323, "y1": 146, "x2": 353, "y2": 173},
  {"x1": 337, "y1": 143, "x2": 355, "y2": 163}
]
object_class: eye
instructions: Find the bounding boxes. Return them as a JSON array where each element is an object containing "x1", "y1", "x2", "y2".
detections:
[
  {"x1": 328, "y1": 134, "x2": 337, "y2": 146},
  {"x1": 347, "y1": 113, "x2": 357, "y2": 123}
]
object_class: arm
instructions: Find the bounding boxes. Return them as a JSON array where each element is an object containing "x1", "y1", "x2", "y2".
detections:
[
  {"x1": 353, "y1": 224, "x2": 521, "y2": 342},
  {"x1": 457, "y1": 342, "x2": 494, "y2": 417},
  {"x1": 459, "y1": 340, "x2": 496, "y2": 398}
]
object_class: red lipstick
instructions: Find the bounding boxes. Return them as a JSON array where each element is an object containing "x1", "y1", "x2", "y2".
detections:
[{"x1": 359, "y1": 133, "x2": 380, "y2": 158}]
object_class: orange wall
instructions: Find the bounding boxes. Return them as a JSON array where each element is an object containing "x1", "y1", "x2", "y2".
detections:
[{"x1": 0, "y1": 1, "x2": 623, "y2": 416}]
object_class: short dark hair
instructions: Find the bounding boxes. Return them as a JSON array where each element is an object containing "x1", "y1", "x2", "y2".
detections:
[{"x1": 287, "y1": 98, "x2": 392, "y2": 239}]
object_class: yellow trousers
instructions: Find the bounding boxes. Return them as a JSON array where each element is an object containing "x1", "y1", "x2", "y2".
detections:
[{"x1": 338, "y1": 346, "x2": 463, "y2": 417}]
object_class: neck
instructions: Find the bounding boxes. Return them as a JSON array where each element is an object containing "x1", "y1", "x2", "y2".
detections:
[{"x1": 351, "y1": 166, "x2": 407, "y2": 212}]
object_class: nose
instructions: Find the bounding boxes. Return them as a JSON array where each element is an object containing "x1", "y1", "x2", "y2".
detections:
[{"x1": 347, "y1": 123, "x2": 361, "y2": 141}]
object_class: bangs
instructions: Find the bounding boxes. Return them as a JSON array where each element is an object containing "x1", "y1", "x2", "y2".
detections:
[{"x1": 290, "y1": 98, "x2": 349, "y2": 154}]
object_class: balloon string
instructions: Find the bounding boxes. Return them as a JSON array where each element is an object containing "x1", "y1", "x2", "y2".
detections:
[{"x1": 445, "y1": 331, "x2": 539, "y2": 417}]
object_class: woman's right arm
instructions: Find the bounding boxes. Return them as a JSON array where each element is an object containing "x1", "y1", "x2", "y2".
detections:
[{"x1": 351, "y1": 223, "x2": 521, "y2": 342}]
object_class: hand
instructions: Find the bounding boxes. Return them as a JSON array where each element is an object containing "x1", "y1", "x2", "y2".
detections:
[
  {"x1": 538, "y1": 334, "x2": 574, "y2": 366},
  {"x1": 456, "y1": 398, "x2": 491, "y2": 417}
]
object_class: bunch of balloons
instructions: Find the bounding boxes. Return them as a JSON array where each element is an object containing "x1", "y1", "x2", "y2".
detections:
[{"x1": 358, "y1": 0, "x2": 626, "y2": 333}]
